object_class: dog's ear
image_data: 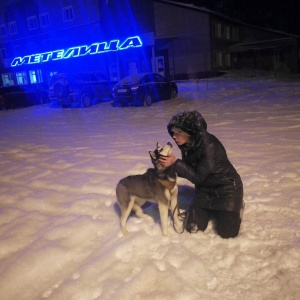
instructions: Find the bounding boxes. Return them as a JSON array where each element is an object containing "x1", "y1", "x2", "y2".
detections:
[
  {"x1": 167, "y1": 142, "x2": 173, "y2": 147},
  {"x1": 149, "y1": 151, "x2": 156, "y2": 159},
  {"x1": 157, "y1": 142, "x2": 163, "y2": 152}
]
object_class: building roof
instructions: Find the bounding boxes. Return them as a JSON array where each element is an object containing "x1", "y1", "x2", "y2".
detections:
[{"x1": 155, "y1": 0, "x2": 300, "y2": 39}]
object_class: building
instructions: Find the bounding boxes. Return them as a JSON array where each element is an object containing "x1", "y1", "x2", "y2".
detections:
[
  {"x1": 154, "y1": 1, "x2": 300, "y2": 78},
  {"x1": 0, "y1": 0, "x2": 299, "y2": 91}
]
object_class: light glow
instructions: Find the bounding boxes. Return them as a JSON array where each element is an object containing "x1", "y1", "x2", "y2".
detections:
[{"x1": 11, "y1": 36, "x2": 143, "y2": 67}]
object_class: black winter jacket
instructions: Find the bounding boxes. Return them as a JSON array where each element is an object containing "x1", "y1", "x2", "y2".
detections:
[{"x1": 168, "y1": 111, "x2": 243, "y2": 212}]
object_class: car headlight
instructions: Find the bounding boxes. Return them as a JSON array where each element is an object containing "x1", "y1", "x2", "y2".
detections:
[{"x1": 131, "y1": 86, "x2": 138, "y2": 92}]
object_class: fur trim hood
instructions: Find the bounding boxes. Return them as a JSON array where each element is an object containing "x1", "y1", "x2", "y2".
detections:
[{"x1": 167, "y1": 110, "x2": 207, "y2": 149}]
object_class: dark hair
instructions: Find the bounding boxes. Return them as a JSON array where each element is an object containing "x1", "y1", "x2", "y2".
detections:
[{"x1": 167, "y1": 110, "x2": 207, "y2": 148}]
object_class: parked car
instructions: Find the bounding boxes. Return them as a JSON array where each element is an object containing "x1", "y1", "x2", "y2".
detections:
[
  {"x1": 48, "y1": 72, "x2": 112, "y2": 107},
  {"x1": 112, "y1": 73, "x2": 178, "y2": 107},
  {"x1": 0, "y1": 85, "x2": 48, "y2": 110}
]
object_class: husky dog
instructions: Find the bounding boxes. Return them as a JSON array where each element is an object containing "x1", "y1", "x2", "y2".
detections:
[{"x1": 116, "y1": 142, "x2": 181, "y2": 236}]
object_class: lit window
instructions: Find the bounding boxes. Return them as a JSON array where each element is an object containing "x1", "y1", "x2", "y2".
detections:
[
  {"x1": 40, "y1": 13, "x2": 50, "y2": 27},
  {"x1": 29, "y1": 70, "x2": 37, "y2": 83},
  {"x1": 28, "y1": 16, "x2": 38, "y2": 30},
  {"x1": 16, "y1": 72, "x2": 28, "y2": 85},
  {"x1": 29, "y1": 70, "x2": 43, "y2": 84},
  {"x1": 8, "y1": 21, "x2": 18, "y2": 35},
  {"x1": 2, "y1": 73, "x2": 15, "y2": 86},
  {"x1": 0, "y1": 24, "x2": 7, "y2": 37},
  {"x1": 63, "y1": 6, "x2": 74, "y2": 22}
]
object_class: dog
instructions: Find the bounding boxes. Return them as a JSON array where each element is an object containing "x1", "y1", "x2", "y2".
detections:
[{"x1": 116, "y1": 142, "x2": 181, "y2": 236}]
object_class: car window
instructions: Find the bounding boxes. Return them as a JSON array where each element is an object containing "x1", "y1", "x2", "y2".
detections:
[
  {"x1": 119, "y1": 74, "x2": 143, "y2": 85},
  {"x1": 155, "y1": 74, "x2": 166, "y2": 83},
  {"x1": 143, "y1": 74, "x2": 156, "y2": 84}
]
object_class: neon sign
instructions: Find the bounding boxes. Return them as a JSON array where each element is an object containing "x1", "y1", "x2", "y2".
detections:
[{"x1": 11, "y1": 35, "x2": 143, "y2": 67}]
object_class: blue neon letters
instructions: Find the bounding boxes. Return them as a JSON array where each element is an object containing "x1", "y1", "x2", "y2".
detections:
[{"x1": 11, "y1": 36, "x2": 143, "y2": 67}]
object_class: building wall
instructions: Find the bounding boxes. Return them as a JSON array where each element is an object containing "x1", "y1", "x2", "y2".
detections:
[
  {"x1": 0, "y1": 0, "x2": 155, "y2": 87},
  {"x1": 0, "y1": 0, "x2": 299, "y2": 90},
  {"x1": 154, "y1": 2, "x2": 212, "y2": 79},
  {"x1": 211, "y1": 15, "x2": 299, "y2": 73}
]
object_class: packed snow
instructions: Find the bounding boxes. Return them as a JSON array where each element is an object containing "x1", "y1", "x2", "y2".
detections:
[{"x1": 0, "y1": 74, "x2": 299, "y2": 300}]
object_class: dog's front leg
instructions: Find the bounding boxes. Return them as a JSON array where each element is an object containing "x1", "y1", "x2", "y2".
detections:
[
  {"x1": 170, "y1": 187, "x2": 183, "y2": 232},
  {"x1": 158, "y1": 202, "x2": 169, "y2": 236}
]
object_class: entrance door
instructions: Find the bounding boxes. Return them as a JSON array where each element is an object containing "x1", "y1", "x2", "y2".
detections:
[{"x1": 155, "y1": 56, "x2": 165, "y2": 77}]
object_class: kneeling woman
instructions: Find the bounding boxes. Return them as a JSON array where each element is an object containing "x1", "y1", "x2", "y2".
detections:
[{"x1": 159, "y1": 110, "x2": 244, "y2": 238}]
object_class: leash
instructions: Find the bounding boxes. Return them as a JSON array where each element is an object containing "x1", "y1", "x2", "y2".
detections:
[{"x1": 171, "y1": 203, "x2": 189, "y2": 234}]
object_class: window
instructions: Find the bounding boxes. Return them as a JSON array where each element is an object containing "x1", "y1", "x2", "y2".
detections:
[
  {"x1": 28, "y1": 16, "x2": 38, "y2": 30},
  {"x1": 49, "y1": 71, "x2": 57, "y2": 78},
  {"x1": 16, "y1": 72, "x2": 28, "y2": 85},
  {"x1": 225, "y1": 26, "x2": 230, "y2": 40},
  {"x1": 2, "y1": 73, "x2": 15, "y2": 86},
  {"x1": 213, "y1": 22, "x2": 222, "y2": 38},
  {"x1": 63, "y1": 6, "x2": 74, "y2": 22},
  {"x1": 232, "y1": 27, "x2": 239, "y2": 42},
  {"x1": 29, "y1": 70, "x2": 43, "y2": 84},
  {"x1": 213, "y1": 22, "x2": 235, "y2": 40},
  {"x1": 214, "y1": 52, "x2": 223, "y2": 67},
  {"x1": 214, "y1": 52, "x2": 231, "y2": 67},
  {"x1": 0, "y1": 24, "x2": 7, "y2": 37},
  {"x1": 8, "y1": 21, "x2": 18, "y2": 35},
  {"x1": 14, "y1": 45, "x2": 20, "y2": 56},
  {"x1": 128, "y1": 62, "x2": 137, "y2": 76},
  {"x1": 224, "y1": 53, "x2": 231, "y2": 67},
  {"x1": 0, "y1": 48, "x2": 7, "y2": 62},
  {"x1": 40, "y1": 13, "x2": 50, "y2": 27}
]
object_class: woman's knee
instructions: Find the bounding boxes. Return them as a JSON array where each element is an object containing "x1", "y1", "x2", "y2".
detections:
[
  {"x1": 186, "y1": 206, "x2": 210, "y2": 233},
  {"x1": 215, "y1": 211, "x2": 241, "y2": 239}
]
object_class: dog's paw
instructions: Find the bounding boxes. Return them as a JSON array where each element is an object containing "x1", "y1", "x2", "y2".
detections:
[
  {"x1": 162, "y1": 230, "x2": 169, "y2": 236},
  {"x1": 121, "y1": 225, "x2": 129, "y2": 235},
  {"x1": 122, "y1": 230, "x2": 129, "y2": 236}
]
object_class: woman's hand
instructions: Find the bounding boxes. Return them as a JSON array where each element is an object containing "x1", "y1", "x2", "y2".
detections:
[{"x1": 159, "y1": 154, "x2": 178, "y2": 167}]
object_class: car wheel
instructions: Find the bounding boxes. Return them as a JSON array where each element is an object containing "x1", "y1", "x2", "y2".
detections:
[
  {"x1": 171, "y1": 89, "x2": 178, "y2": 99},
  {"x1": 81, "y1": 93, "x2": 92, "y2": 107},
  {"x1": 143, "y1": 94, "x2": 152, "y2": 107}
]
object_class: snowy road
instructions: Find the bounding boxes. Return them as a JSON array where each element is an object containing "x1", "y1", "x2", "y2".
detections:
[{"x1": 0, "y1": 76, "x2": 299, "y2": 299}]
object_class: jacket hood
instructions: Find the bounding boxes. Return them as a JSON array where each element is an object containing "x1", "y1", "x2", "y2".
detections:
[{"x1": 167, "y1": 110, "x2": 207, "y2": 149}]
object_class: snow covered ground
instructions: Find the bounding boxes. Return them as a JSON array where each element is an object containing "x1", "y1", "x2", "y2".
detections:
[{"x1": 0, "y1": 75, "x2": 299, "y2": 300}]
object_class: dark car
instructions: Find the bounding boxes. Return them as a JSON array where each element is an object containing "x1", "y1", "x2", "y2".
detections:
[
  {"x1": 112, "y1": 73, "x2": 178, "y2": 107},
  {"x1": 48, "y1": 72, "x2": 112, "y2": 107},
  {"x1": 0, "y1": 85, "x2": 48, "y2": 110}
]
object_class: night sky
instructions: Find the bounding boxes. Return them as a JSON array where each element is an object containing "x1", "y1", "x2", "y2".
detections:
[{"x1": 169, "y1": 0, "x2": 300, "y2": 36}]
